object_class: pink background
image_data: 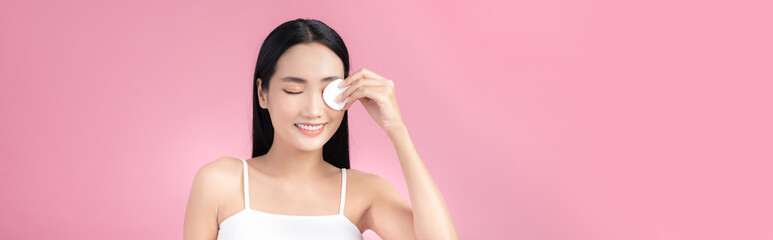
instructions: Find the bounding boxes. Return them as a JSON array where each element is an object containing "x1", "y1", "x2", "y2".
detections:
[{"x1": 1, "y1": 0, "x2": 771, "y2": 239}]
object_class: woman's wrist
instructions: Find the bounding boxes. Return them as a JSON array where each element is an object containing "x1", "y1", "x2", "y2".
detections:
[{"x1": 385, "y1": 124, "x2": 409, "y2": 140}]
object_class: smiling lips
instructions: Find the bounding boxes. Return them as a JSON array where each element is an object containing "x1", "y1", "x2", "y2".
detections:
[{"x1": 295, "y1": 123, "x2": 326, "y2": 136}]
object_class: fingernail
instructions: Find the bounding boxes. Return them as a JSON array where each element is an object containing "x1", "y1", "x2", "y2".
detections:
[{"x1": 335, "y1": 95, "x2": 342, "y2": 102}]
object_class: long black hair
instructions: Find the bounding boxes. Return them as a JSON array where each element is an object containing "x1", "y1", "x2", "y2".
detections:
[{"x1": 251, "y1": 18, "x2": 351, "y2": 169}]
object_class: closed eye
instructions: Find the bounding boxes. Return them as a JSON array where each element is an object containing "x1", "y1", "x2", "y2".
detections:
[{"x1": 283, "y1": 89, "x2": 302, "y2": 95}]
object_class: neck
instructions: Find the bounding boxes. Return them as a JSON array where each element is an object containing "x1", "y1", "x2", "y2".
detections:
[{"x1": 261, "y1": 135, "x2": 328, "y2": 181}]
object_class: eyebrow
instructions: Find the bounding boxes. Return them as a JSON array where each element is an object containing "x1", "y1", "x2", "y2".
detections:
[{"x1": 280, "y1": 76, "x2": 340, "y2": 84}]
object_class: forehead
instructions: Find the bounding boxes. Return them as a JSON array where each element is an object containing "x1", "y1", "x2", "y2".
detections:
[{"x1": 274, "y1": 42, "x2": 344, "y2": 84}]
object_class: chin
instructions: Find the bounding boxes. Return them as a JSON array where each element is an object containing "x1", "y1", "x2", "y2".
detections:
[
  {"x1": 292, "y1": 139, "x2": 327, "y2": 152},
  {"x1": 291, "y1": 133, "x2": 331, "y2": 152}
]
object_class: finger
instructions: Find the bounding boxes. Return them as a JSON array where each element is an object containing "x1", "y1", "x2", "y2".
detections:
[
  {"x1": 338, "y1": 74, "x2": 360, "y2": 88},
  {"x1": 358, "y1": 68, "x2": 385, "y2": 80},
  {"x1": 341, "y1": 87, "x2": 371, "y2": 111},
  {"x1": 336, "y1": 78, "x2": 380, "y2": 103},
  {"x1": 339, "y1": 68, "x2": 383, "y2": 87}
]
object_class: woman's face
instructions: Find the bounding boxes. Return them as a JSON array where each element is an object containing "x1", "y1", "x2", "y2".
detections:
[{"x1": 256, "y1": 42, "x2": 346, "y2": 152}]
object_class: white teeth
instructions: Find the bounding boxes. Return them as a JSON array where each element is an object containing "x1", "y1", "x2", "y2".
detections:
[{"x1": 295, "y1": 124, "x2": 323, "y2": 130}]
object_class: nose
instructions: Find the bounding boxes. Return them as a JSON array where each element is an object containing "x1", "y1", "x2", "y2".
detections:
[{"x1": 302, "y1": 90, "x2": 327, "y2": 117}]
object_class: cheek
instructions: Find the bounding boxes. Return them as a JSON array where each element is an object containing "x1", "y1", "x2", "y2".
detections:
[
  {"x1": 331, "y1": 109, "x2": 345, "y2": 118},
  {"x1": 268, "y1": 95, "x2": 300, "y2": 120},
  {"x1": 328, "y1": 110, "x2": 346, "y2": 125}
]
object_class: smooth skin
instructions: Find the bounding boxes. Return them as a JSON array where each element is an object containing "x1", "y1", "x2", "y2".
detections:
[{"x1": 183, "y1": 42, "x2": 458, "y2": 240}]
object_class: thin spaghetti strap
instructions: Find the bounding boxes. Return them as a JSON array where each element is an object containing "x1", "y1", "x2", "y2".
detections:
[
  {"x1": 338, "y1": 168, "x2": 346, "y2": 215},
  {"x1": 241, "y1": 158, "x2": 250, "y2": 210}
]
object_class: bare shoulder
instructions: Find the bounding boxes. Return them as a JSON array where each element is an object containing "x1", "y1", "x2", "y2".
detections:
[
  {"x1": 191, "y1": 157, "x2": 244, "y2": 197},
  {"x1": 184, "y1": 156, "x2": 245, "y2": 239},
  {"x1": 346, "y1": 168, "x2": 402, "y2": 200},
  {"x1": 201, "y1": 156, "x2": 244, "y2": 172},
  {"x1": 196, "y1": 157, "x2": 243, "y2": 182}
]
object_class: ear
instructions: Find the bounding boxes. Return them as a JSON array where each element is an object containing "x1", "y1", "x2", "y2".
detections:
[{"x1": 256, "y1": 78, "x2": 268, "y2": 110}]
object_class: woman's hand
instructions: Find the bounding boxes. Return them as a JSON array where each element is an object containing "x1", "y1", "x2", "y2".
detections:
[{"x1": 336, "y1": 68, "x2": 405, "y2": 134}]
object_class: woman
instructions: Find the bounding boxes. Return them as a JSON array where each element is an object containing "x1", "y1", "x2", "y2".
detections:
[{"x1": 184, "y1": 18, "x2": 457, "y2": 240}]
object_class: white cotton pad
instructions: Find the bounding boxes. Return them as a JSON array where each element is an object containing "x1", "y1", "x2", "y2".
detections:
[{"x1": 323, "y1": 79, "x2": 350, "y2": 110}]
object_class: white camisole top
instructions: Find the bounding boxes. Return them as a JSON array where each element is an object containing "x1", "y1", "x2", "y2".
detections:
[{"x1": 216, "y1": 158, "x2": 363, "y2": 240}]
